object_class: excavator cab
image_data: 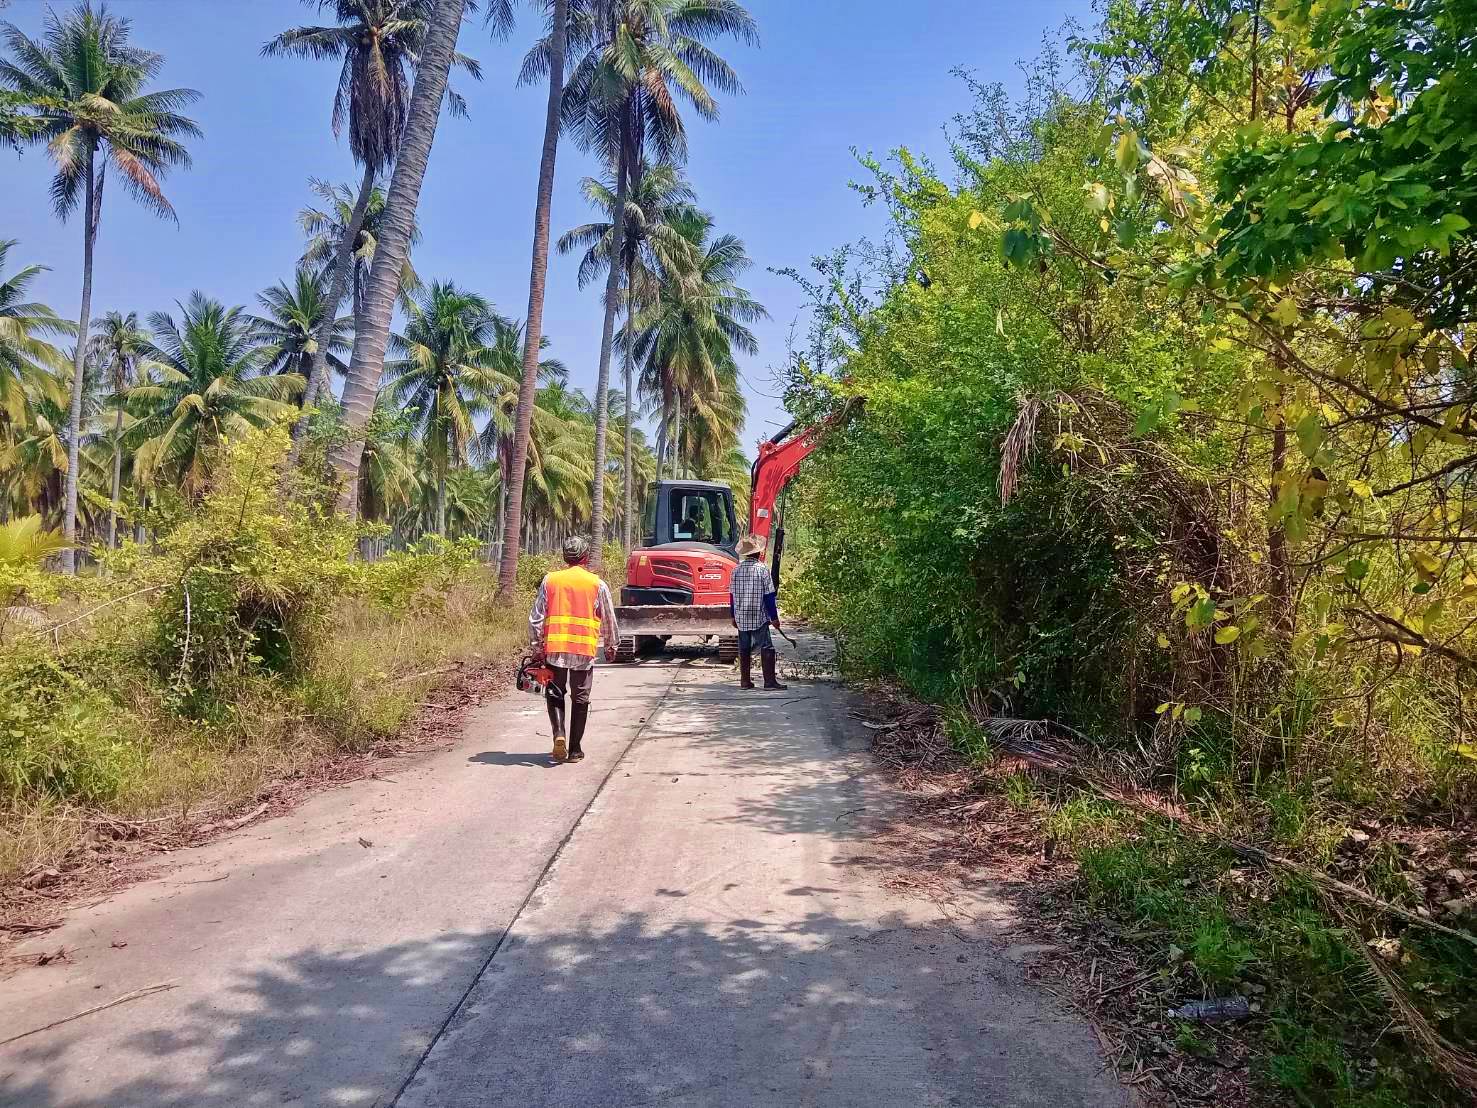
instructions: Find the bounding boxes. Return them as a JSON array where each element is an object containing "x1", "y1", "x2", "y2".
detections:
[
  {"x1": 642, "y1": 482, "x2": 739, "y2": 556},
  {"x1": 624, "y1": 481, "x2": 740, "y2": 608}
]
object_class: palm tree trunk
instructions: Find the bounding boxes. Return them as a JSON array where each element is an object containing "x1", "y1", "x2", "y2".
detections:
[
  {"x1": 622, "y1": 255, "x2": 635, "y2": 554},
  {"x1": 437, "y1": 462, "x2": 447, "y2": 537},
  {"x1": 107, "y1": 401, "x2": 123, "y2": 550},
  {"x1": 498, "y1": 0, "x2": 568, "y2": 595},
  {"x1": 329, "y1": 0, "x2": 468, "y2": 515},
  {"x1": 496, "y1": 447, "x2": 508, "y2": 558},
  {"x1": 654, "y1": 406, "x2": 667, "y2": 476},
  {"x1": 62, "y1": 142, "x2": 99, "y2": 575},
  {"x1": 288, "y1": 161, "x2": 377, "y2": 469},
  {"x1": 588, "y1": 148, "x2": 630, "y2": 572}
]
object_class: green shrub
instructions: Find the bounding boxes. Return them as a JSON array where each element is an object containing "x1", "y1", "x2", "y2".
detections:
[
  {"x1": 360, "y1": 536, "x2": 484, "y2": 615},
  {"x1": 135, "y1": 426, "x2": 357, "y2": 716},
  {"x1": 0, "y1": 641, "x2": 144, "y2": 805}
]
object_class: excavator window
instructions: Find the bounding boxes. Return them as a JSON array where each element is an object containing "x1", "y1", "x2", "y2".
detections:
[
  {"x1": 640, "y1": 482, "x2": 738, "y2": 549},
  {"x1": 670, "y1": 489, "x2": 734, "y2": 546},
  {"x1": 642, "y1": 487, "x2": 659, "y2": 543}
]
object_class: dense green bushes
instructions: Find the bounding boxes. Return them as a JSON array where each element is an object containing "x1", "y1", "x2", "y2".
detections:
[
  {"x1": 0, "y1": 422, "x2": 521, "y2": 833},
  {"x1": 786, "y1": 9, "x2": 1477, "y2": 1104}
]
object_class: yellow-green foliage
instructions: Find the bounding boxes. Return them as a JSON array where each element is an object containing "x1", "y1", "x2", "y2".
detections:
[
  {"x1": 0, "y1": 515, "x2": 65, "y2": 615},
  {"x1": 0, "y1": 423, "x2": 535, "y2": 883}
]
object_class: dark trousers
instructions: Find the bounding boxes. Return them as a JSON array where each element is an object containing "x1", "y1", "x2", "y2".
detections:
[{"x1": 546, "y1": 665, "x2": 594, "y2": 748}]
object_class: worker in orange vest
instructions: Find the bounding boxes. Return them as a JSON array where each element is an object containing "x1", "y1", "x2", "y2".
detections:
[{"x1": 528, "y1": 535, "x2": 621, "y2": 764}]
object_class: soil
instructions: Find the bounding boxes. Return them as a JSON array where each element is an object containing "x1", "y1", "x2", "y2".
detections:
[{"x1": 852, "y1": 684, "x2": 1280, "y2": 1108}]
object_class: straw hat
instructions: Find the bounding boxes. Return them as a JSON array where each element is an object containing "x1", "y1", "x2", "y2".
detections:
[{"x1": 736, "y1": 534, "x2": 766, "y2": 558}]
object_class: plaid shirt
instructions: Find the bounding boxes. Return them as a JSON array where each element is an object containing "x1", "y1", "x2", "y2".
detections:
[{"x1": 729, "y1": 557, "x2": 776, "y2": 632}]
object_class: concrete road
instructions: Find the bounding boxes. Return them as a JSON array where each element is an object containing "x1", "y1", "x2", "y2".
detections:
[{"x1": 0, "y1": 637, "x2": 1126, "y2": 1107}]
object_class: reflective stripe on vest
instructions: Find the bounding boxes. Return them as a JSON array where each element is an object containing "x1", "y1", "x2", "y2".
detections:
[{"x1": 544, "y1": 566, "x2": 602, "y2": 657}]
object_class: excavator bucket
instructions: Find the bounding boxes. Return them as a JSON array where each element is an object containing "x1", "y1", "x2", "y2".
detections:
[
  {"x1": 613, "y1": 604, "x2": 739, "y2": 663},
  {"x1": 615, "y1": 604, "x2": 733, "y2": 636}
]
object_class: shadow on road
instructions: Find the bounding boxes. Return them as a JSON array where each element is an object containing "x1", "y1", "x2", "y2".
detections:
[
  {"x1": 5, "y1": 907, "x2": 1109, "y2": 1107},
  {"x1": 468, "y1": 750, "x2": 557, "y2": 769}
]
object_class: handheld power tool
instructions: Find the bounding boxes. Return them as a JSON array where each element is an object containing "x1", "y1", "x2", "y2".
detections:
[{"x1": 516, "y1": 655, "x2": 556, "y2": 696}]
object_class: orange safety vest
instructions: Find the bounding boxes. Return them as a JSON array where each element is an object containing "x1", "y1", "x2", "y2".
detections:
[{"x1": 543, "y1": 566, "x2": 603, "y2": 657}]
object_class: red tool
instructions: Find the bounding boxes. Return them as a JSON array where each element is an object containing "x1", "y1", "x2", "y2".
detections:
[{"x1": 516, "y1": 655, "x2": 556, "y2": 697}]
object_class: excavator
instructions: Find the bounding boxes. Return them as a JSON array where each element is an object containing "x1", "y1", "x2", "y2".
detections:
[{"x1": 613, "y1": 398, "x2": 860, "y2": 662}]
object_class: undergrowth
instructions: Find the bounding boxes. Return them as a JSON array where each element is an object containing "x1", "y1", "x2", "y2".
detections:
[{"x1": 0, "y1": 426, "x2": 554, "y2": 890}]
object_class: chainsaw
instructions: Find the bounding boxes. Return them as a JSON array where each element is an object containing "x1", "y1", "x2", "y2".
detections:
[{"x1": 516, "y1": 655, "x2": 556, "y2": 697}]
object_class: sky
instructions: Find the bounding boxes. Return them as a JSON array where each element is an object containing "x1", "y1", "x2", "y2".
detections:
[{"x1": 2, "y1": 0, "x2": 1089, "y2": 447}]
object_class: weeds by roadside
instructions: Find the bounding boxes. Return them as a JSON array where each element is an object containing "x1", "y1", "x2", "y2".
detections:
[
  {"x1": 857, "y1": 685, "x2": 1477, "y2": 1108},
  {"x1": 0, "y1": 426, "x2": 560, "y2": 935}
]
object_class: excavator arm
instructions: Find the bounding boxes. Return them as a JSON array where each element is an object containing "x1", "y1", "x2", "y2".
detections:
[
  {"x1": 748, "y1": 396, "x2": 863, "y2": 539},
  {"x1": 748, "y1": 396, "x2": 863, "y2": 593}
]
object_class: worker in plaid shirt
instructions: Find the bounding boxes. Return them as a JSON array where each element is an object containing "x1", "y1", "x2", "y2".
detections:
[{"x1": 729, "y1": 534, "x2": 786, "y2": 690}]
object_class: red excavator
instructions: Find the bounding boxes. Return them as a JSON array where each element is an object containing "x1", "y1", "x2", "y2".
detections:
[{"x1": 614, "y1": 398, "x2": 860, "y2": 662}]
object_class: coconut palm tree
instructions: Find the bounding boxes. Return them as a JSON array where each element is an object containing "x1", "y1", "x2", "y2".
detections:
[
  {"x1": 498, "y1": 0, "x2": 569, "y2": 593},
  {"x1": 561, "y1": 160, "x2": 699, "y2": 482},
  {"x1": 631, "y1": 208, "x2": 764, "y2": 475},
  {"x1": 471, "y1": 315, "x2": 565, "y2": 538},
  {"x1": 356, "y1": 392, "x2": 419, "y2": 525},
  {"x1": 252, "y1": 269, "x2": 354, "y2": 384},
  {"x1": 559, "y1": 161, "x2": 699, "y2": 292},
  {"x1": 548, "y1": 0, "x2": 757, "y2": 566},
  {"x1": 679, "y1": 358, "x2": 744, "y2": 475},
  {"x1": 0, "y1": 239, "x2": 71, "y2": 436},
  {"x1": 5, "y1": 349, "x2": 103, "y2": 527},
  {"x1": 299, "y1": 178, "x2": 425, "y2": 324},
  {"x1": 328, "y1": 0, "x2": 470, "y2": 513},
  {"x1": 264, "y1": 0, "x2": 483, "y2": 459},
  {"x1": 1, "y1": 1, "x2": 201, "y2": 571},
  {"x1": 5, "y1": 378, "x2": 69, "y2": 524},
  {"x1": 127, "y1": 294, "x2": 302, "y2": 495},
  {"x1": 385, "y1": 281, "x2": 512, "y2": 536},
  {"x1": 89, "y1": 310, "x2": 148, "y2": 548}
]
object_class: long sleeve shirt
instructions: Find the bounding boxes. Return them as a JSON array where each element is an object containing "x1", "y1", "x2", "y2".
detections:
[
  {"x1": 528, "y1": 574, "x2": 620, "y2": 670},
  {"x1": 729, "y1": 558, "x2": 779, "y2": 632}
]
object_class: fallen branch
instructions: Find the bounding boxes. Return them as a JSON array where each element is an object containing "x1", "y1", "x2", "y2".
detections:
[
  {"x1": 38, "y1": 584, "x2": 170, "y2": 638},
  {"x1": 389, "y1": 665, "x2": 457, "y2": 686},
  {"x1": 0, "y1": 983, "x2": 178, "y2": 1047},
  {"x1": 1, "y1": 919, "x2": 61, "y2": 935},
  {"x1": 1327, "y1": 895, "x2": 1477, "y2": 1097},
  {"x1": 196, "y1": 802, "x2": 269, "y2": 837}
]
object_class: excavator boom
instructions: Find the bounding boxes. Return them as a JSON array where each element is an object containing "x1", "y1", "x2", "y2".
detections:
[{"x1": 749, "y1": 397, "x2": 863, "y2": 542}]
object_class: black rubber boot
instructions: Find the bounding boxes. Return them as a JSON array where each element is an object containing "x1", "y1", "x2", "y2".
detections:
[
  {"x1": 739, "y1": 651, "x2": 755, "y2": 689},
  {"x1": 761, "y1": 648, "x2": 787, "y2": 690},
  {"x1": 546, "y1": 689, "x2": 567, "y2": 762},
  {"x1": 569, "y1": 701, "x2": 589, "y2": 760}
]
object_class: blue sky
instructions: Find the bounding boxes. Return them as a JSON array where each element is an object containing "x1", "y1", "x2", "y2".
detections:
[{"x1": 2, "y1": 0, "x2": 1088, "y2": 446}]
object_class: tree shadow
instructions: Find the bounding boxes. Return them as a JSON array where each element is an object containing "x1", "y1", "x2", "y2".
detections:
[
  {"x1": 640, "y1": 672, "x2": 889, "y2": 843},
  {"x1": 3, "y1": 908, "x2": 1121, "y2": 1107}
]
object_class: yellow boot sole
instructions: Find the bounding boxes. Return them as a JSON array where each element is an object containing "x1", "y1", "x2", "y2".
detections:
[{"x1": 552, "y1": 737, "x2": 568, "y2": 762}]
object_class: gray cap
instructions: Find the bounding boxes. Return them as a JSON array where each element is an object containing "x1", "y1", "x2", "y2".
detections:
[{"x1": 562, "y1": 535, "x2": 590, "y2": 564}]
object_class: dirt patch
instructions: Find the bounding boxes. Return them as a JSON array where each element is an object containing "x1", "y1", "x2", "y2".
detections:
[{"x1": 1, "y1": 655, "x2": 516, "y2": 960}]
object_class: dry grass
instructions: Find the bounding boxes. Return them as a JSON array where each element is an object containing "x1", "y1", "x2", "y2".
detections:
[{"x1": 0, "y1": 570, "x2": 536, "y2": 930}]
